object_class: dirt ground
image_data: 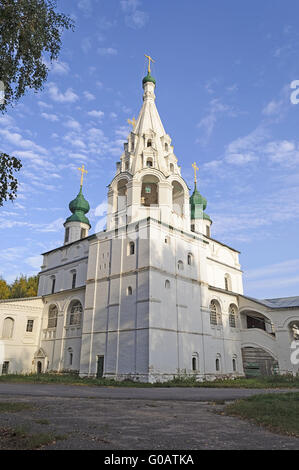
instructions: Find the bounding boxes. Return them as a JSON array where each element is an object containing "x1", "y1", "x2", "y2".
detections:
[{"x1": 0, "y1": 385, "x2": 299, "y2": 450}]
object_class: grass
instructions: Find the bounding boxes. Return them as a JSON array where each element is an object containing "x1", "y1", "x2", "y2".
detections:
[
  {"x1": 1, "y1": 373, "x2": 299, "y2": 388},
  {"x1": 0, "y1": 426, "x2": 66, "y2": 450},
  {"x1": 0, "y1": 402, "x2": 33, "y2": 413},
  {"x1": 225, "y1": 392, "x2": 299, "y2": 437}
]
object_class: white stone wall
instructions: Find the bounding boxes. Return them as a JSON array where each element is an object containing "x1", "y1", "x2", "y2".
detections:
[{"x1": 0, "y1": 298, "x2": 43, "y2": 374}]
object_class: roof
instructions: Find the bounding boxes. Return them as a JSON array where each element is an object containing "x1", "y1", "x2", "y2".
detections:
[{"x1": 241, "y1": 294, "x2": 299, "y2": 309}]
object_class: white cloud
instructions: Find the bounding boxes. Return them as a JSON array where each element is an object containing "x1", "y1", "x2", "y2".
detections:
[
  {"x1": 0, "y1": 129, "x2": 47, "y2": 154},
  {"x1": 26, "y1": 255, "x2": 43, "y2": 270},
  {"x1": 98, "y1": 47, "x2": 118, "y2": 56},
  {"x1": 64, "y1": 119, "x2": 81, "y2": 131},
  {"x1": 262, "y1": 99, "x2": 283, "y2": 116},
  {"x1": 120, "y1": 0, "x2": 149, "y2": 29},
  {"x1": 87, "y1": 110, "x2": 104, "y2": 119},
  {"x1": 83, "y1": 91, "x2": 96, "y2": 101},
  {"x1": 48, "y1": 82, "x2": 79, "y2": 104},
  {"x1": 50, "y1": 61, "x2": 70, "y2": 75},
  {"x1": 94, "y1": 201, "x2": 108, "y2": 217},
  {"x1": 41, "y1": 112, "x2": 59, "y2": 122},
  {"x1": 38, "y1": 101, "x2": 53, "y2": 109},
  {"x1": 197, "y1": 99, "x2": 236, "y2": 145}
]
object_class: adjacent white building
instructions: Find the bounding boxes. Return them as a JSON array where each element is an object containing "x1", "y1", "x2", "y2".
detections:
[{"x1": 1, "y1": 67, "x2": 298, "y2": 381}]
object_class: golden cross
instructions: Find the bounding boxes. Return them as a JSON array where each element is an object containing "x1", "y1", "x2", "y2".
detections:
[
  {"x1": 192, "y1": 162, "x2": 199, "y2": 184},
  {"x1": 127, "y1": 117, "x2": 137, "y2": 129},
  {"x1": 78, "y1": 164, "x2": 87, "y2": 187},
  {"x1": 145, "y1": 54, "x2": 155, "y2": 74}
]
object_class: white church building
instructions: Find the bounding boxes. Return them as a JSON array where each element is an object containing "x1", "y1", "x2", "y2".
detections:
[{"x1": 1, "y1": 65, "x2": 299, "y2": 381}]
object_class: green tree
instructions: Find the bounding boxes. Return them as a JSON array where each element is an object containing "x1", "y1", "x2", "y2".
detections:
[
  {"x1": 0, "y1": 0, "x2": 74, "y2": 205},
  {"x1": 9, "y1": 274, "x2": 39, "y2": 298},
  {"x1": 0, "y1": 277, "x2": 10, "y2": 299}
]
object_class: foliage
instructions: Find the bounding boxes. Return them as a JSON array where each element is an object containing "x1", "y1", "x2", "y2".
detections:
[
  {"x1": 0, "y1": 274, "x2": 38, "y2": 299},
  {"x1": 0, "y1": 0, "x2": 74, "y2": 205},
  {"x1": 225, "y1": 392, "x2": 299, "y2": 437},
  {"x1": 0, "y1": 0, "x2": 74, "y2": 112},
  {"x1": 1, "y1": 373, "x2": 299, "y2": 389},
  {"x1": 0, "y1": 153, "x2": 22, "y2": 206}
]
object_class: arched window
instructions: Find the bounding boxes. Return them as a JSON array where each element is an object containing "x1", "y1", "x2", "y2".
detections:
[
  {"x1": 224, "y1": 274, "x2": 232, "y2": 291},
  {"x1": 128, "y1": 241, "x2": 135, "y2": 255},
  {"x1": 48, "y1": 305, "x2": 58, "y2": 329},
  {"x1": 210, "y1": 300, "x2": 222, "y2": 326},
  {"x1": 80, "y1": 228, "x2": 87, "y2": 239},
  {"x1": 147, "y1": 139, "x2": 152, "y2": 147},
  {"x1": 68, "y1": 300, "x2": 83, "y2": 326},
  {"x1": 141, "y1": 175, "x2": 159, "y2": 206},
  {"x1": 117, "y1": 179, "x2": 127, "y2": 211},
  {"x1": 229, "y1": 305, "x2": 237, "y2": 328},
  {"x1": 165, "y1": 280, "x2": 170, "y2": 289},
  {"x1": 172, "y1": 181, "x2": 184, "y2": 216},
  {"x1": 127, "y1": 286, "x2": 132, "y2": 296},
  {"x1": 50, "y1": 276, "x2": 56, "y2": 294},
  {"x1": 289, "y1": 321, "x2": 299, "y2": 340},
  {"x1": 177, "y1": 260, "x2": 184, "y2": 271},
  {"x1": 2, "y1": 317, "x2": 14, "y2": 339},
  {"x1": 192, "y1": 353, "x2": 199, "y2": 372},
  {"x1": 187, "y1": 253, "x2": 193, "y2": 266},
  {"x1": 68, "y1": 348, "x2": 73, "y2": 366},
  {"x1": 71, "y1": 271, "x2": 77, "y2": 289},
  {"x1": 232, "y1": 358, "x2": 237, "y2": 372},
  {"x1": 165, "y1": 143, "x2": 169, "y2": 152},
  {"x1": 206, "y1": 225, "x2": 211, "y2": 237},
  {"x1": 64, "y1": 227, "x2": 70, "y2": 244},
  {"x1": 146, "y1": 158, "x2": 153, "y2": 167},
  {"x1": 170, "y1": 163, "x2": 174, "y2": 173},
  {"x1": 216, "y1": 357, "x2": 220, "y2": 372}
]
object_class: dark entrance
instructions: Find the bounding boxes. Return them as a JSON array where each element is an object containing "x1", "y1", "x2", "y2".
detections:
[
  {"x1": 96, "y1": 356, "x2": 104, "y2": 378},
  {"x1": 37, "y1": 361, "x2": 42, "y2": 374}
]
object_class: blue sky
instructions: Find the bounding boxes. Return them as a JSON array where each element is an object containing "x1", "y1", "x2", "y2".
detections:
[{"x1": 1, "y1": 0, "x2": 299, "y2": 299}]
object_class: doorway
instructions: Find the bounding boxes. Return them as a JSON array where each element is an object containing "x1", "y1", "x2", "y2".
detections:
[
  {"x1": 37, "y1": 361, "x2": 42, "y2": 374},
  {"x1": 96, "y1": 355, "x2": 104, "y2": 378}
]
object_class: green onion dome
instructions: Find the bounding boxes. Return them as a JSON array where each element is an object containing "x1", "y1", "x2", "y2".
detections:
[
  {"x1": 65, "y1": 187, "x2": 91, "y2": 227},
  {"x1": 190, "y1": 184, "x2": 211, "y2": 221},
  {"x1": 142, "y1": 72, "x2": 156, "y2": 86}
]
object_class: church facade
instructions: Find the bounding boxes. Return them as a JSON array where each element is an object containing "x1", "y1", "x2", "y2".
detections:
[{"x1": 1, "y1": 66, "x2": 299, "y2": 381}]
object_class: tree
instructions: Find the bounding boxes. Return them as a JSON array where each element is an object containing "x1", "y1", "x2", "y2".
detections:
[
  {"x1": 0, "y1": 277, "x2": 10, "y2": 299},
  {"x1": 9, "y1": 274, "x2": 39, "y2": 298},
  {"x1": 0, "y1": 0, "x2": 74, "y2": 205},
  {"x1": 0, "y1": 153, "x2": 22, "y2": 206}
]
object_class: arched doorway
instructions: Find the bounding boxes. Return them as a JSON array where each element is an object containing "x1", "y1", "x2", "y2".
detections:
[
  {"x1": 141, "y1": 175, "x2": 159, "y2": 207},
  {"x1": 37, "y1": 361, "x2": 42, "y2": 374}
]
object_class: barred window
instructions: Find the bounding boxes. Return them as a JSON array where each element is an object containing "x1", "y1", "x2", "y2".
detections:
[
  {"x1": 210, "y1": 300, "x2": 222, "y2": 326},
  {"x1": 229, "y1": 305, "x2": 237, "y2": 328},
  {"x1": 48, "y1": 305, "x2": 58, "y2": 329},
  {"x1": 69, "y1": 300, "x2": 83, "y2": 326}
]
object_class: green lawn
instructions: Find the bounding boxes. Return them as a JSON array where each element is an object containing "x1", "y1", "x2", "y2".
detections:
[
  {"x1": 0, "y1": 373, "x2": 299, "y2": 388},
  {"x1": 225, "y1": 392, "x2": 299, "y2": 437}
]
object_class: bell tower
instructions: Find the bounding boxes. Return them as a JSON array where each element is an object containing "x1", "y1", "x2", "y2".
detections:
[{"x1": 106, "y1": 57, "x2": 190, "y2": 232}]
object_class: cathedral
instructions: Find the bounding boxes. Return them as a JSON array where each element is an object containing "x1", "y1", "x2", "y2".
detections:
[{"x1": 1, "y1": 61, "x2": 299, "y2": 381}]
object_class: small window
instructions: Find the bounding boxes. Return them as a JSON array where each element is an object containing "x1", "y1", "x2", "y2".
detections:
[
  {"x1": 129, "y1": 242, "x2": 135, "y2": 255},
  {"x1": 216, "y1": 358, "x2": 220, "y2": 372},
  {"x1": 224, "y1": 274, "x2": 232, "y2": 292},
  {"x1": 209, "y1": 301, "x2": 217, "y2": 326},
  {"x1": 64, "y1": 227, "x2": 70, "y2": 243},
  {"x1": 187, "y1": 253, "x2": 193, "y2": 265},
  {"x1": 177, "y1": 260, "x2": 184, "y2": 271},
  {"x1": 147, "y1": 139, "x2": 152, "y2": 147},
  {"x1": 206, "y1": 225, "x2": 210, "y2": 237},
  {"x1": 165, "y1": 143, "x2": 169, "y2": 152},
  {"x1": 170, "y1": 163, "x2": 174, "y2": 173},
  {"x1": 192, "y1": 357, "x2": 197, "y2": 371},
  {"x1": 165, "y1": 236, "x2": 170, "y2": 244},
  {"x1": 165, "y1": 280, "x2": 170, "y2": 289},
  {"x1": 127, "y1": 286, "x2": 133, "y2": 296},
  {"x1": 48, "y1": 305, "x2": 58, "y2": 329},
  {"x1": 125, "y1": 161, "x2": 129, "y2": 170},
  {"x1": 26, "y1": 320, "x2": 34, "y2": 333},
  {"x1": 232, "y1": 358, "x2": 237, "y2": 372},
  {"x1": 68, "y1": 348, "x2": 73, "y2": 366},
  {"x1": 81, "y1": 228, "x2": 87, "y2": 239},
  {"x1": 51, "y1": 277, "x2": 56, "y2": 294},
  {"x1": 146, "y1": 159, "x2": 153, "y2": 167},
  {"x1": 72, "y1": 272, "x2": 77, "y2": 289}
]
